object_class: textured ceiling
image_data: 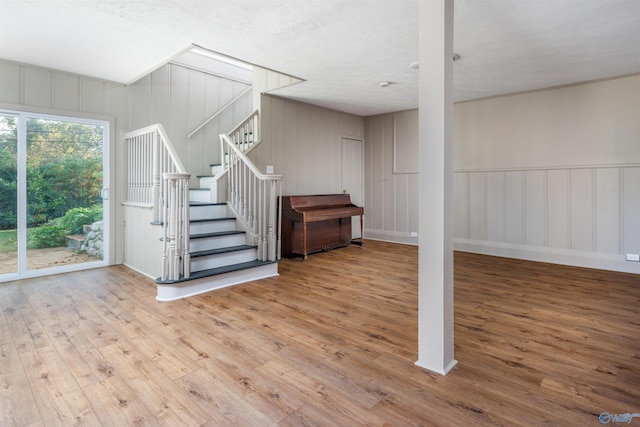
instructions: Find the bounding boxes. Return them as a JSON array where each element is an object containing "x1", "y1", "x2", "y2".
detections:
[{"x1": 1, "y1": 0, "x2": 639, "y2": 116}]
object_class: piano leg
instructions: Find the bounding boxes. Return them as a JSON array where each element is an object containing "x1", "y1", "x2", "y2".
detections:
[{"x1": 302, "y1": 221, "x2": 308, "y2": 260}]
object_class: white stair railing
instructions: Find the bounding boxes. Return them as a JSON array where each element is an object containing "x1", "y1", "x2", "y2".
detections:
[
  {"x1": 227, "y1": 110, "x2": 259, "y2": 154},
  {"x1": 123, "y1": 124, "x2": 191, "y2": 281},
  {"x1": 220, "y1": 133, "x2": 282, "y2": 261}
]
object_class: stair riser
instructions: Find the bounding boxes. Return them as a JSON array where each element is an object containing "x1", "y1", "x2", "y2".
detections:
[
  {"x1": 156, "y1": 262, "x2": 278, "y2": 301},
  {"x1": 190, "y1": 220, "x2": 236, "y2": 235},
  {"x1": 198, "y1": 176, "x2": 216, "y2": 189},
  {"x1": 190, "y1": 234, "x2": 246, "y2": 252},
  {"x1": 189, "y1": 190, "x2": 213, "y2": 203},
  {"x1": 191, "y1": 249, "x2": 258, "y2": 272},
  {"x1": 190, "y1": 204, "x2": 227, "y2": 220},
  {"x1": 210, "y1": 165, "x2": 222, "y2": 175}
]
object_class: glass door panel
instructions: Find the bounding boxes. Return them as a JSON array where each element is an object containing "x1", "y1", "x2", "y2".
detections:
[
  {"x1": 0, "y1": 109, "x2": 108, "y2": 282},
  {"x1": 25, "y1": 117, "x2": 105, "y2": 271},
  {"x1": 0, "y1": 114, "x2": 18, "y2": 275}
]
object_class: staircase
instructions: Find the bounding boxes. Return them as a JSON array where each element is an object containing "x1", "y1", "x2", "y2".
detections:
[
  {"x1": 123, "y1": 112, "x2": 281, "y2": 302},
  {"x1": 154, "y1": 163, "x2": 278, "y2": 301}
]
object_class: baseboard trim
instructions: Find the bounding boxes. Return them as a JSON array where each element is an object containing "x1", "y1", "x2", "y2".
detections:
[
  {"x1": 454, "y1": 238, "x2": 640, "y2": 275},
  {"x1": 364, "y1": 229, "x2": 418, "y2": 246},
  {"x1": 415, "y1": 358, "x2": 458, "y2": 376},
  {"x1": 156, "y1": 262, "x2": 279, "y2": 301}
]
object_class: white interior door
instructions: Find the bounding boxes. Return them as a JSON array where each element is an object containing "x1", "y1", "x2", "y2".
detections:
[{"x1": 340, "y1": 137, "x2": 364, "y2": 239}]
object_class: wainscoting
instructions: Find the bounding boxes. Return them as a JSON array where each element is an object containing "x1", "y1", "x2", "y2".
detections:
[{"x1": 454, "y1": 164, "x2": 640, "y2": 273}]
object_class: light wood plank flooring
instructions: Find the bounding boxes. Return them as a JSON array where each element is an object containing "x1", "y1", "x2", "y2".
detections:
[{"x1": 0, "y1": 240, "x2": 638, "y2": 426}]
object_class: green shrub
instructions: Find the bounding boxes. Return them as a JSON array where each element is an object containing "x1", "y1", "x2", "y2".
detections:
[
  {"x1": 58, "y1": 205, "x2": 103, "y2": 234},
  {"x1": 26, "y1": 204, "x2": 102, "y2": 249},
  {"x1": 27, "y1": 223, "x2": 66, "y2": 249}
]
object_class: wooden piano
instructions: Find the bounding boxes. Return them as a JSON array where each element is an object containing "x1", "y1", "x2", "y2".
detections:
[{"x1": 281, "y1": 194, "x2": 364, "y2": 260}]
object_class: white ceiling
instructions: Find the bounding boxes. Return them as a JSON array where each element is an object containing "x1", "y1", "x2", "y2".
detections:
[{"x1": 1, "y1": 0, "x2": 639, "y2": 116}]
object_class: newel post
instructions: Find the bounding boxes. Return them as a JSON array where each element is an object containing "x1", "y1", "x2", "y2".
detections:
[
  {"x1": 267, "y1": 181, "x2": 277, "y2": 261},
  {"x1": 162, "y1": 172, "x2": 191, "y2": 281}
]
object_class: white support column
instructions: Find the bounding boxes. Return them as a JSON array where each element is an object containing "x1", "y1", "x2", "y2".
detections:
[{"x1": 415, "y1": 0, "x2": 457, "y2": 375}]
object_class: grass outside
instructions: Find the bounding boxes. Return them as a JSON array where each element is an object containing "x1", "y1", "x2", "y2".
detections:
[
  {"x1": 0, "y1": 229, "x2": 17, "y2": 253},
  {"x1": 0, "y1": 229, "x2": 58, "y2": 252}
]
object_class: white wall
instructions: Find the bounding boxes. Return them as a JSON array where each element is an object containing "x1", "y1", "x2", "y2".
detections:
[
  {"x1": 255, "y1": 94, "x2": 364, "y2": 196},
  {"x1": 364, "y1": 111, "x2": 420, "y2": 245},
  {"x1": 128, "y1": 63, "x2": 252, "y2": 188},
  {"x1": 454, "y1": 75, "x2": 640, "y2": 274},
  {"x1": 0, "y1": 59, "x2": 128, "y2": 265},
  {"x1": 252, "y1": 66, "x2": 303, "y2": 114},
  {"x1": 364, "y1": 75, "x2": 640, "y2": 273}
]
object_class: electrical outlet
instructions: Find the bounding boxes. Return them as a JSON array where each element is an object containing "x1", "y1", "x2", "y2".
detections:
[
  {"x1": 625, "y1": 253, "x2": 640, "y2": 262},
  {"x1": 410, "y1": 232, "x2": 418, "y2": 237}
]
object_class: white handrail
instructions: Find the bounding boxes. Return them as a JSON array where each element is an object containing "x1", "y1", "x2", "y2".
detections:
[
  {"x1": 124, "y1": 124, "x2": 191, "y2": 281},
  {"x1": 220, "y1": 133, "x2": 282, "y2": 262},
  {"x1": 188, "y1": 86, "x2": 253, "y2": 139}
]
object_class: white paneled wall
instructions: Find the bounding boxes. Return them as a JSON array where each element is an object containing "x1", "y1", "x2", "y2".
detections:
[
  {"x1": 364, "y1": 112, "x2": 420, "y2": 245},
  {"x1": 128, "y1": 63, "x2": 252, "y2": 187},
  {"x1": 364, "y1": 75, "x2": 640, "y2": 274},
  {"x1": 256, "y1": 94, "x2": 364, "y2": 196},
  {"x1": 453, "y1": 75, "x2": 640, "y2": 273},
  {"x1": 454, "y1": 166, "x2": 640, "y2": 273},
  {"x1": 0, "y1": 59, "x2": 128, "y2": 266}
]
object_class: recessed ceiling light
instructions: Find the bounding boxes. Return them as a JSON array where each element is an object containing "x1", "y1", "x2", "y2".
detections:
[{"x1": 379, "y1": 81, "x2": 391, "y2": 87}]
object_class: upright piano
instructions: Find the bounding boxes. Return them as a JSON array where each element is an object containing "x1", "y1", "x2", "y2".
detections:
[{"x1": 281, "y1": 194, "x2": 364, "y2": 260}]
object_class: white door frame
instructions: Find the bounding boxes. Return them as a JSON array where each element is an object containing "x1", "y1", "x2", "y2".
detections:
[
  {"x1": 0, "y1": 108, "x2": 110, "y2": 282},
  {"x1": 340, "y1": 136, "x2": 364, "y2": 239}
]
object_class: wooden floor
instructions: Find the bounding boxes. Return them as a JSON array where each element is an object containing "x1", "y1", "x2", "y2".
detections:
[{"x1": 1, "y1": 240, "x2": 638, "y2": 426}]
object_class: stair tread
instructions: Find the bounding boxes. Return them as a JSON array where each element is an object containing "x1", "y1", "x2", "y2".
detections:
[
  {"x1": 190, "y1": 217, "x2": 235, "y2": 223},
  {"x1": 190, "y1": 230, "x2": 244, "y2": 239},
  {"x1": 189, "y1": 188, "x2": 209, "y2": 191},
  {"x1": 190, "y1": 244, "x2": 257, "y2": 258},
  {"x1": 190, "y1": 201, "x2": 226, "y2": 206},
  {"x1": 197, "y1": 175, "x2": 215, "y2": 178},
  {"x1": 156, "y1": 259, "x2": 276, "y2": 284}
]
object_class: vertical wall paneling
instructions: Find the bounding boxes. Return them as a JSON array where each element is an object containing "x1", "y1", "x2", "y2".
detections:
[
  {"x1": 524, "y1": 170, "x2": 545, "y2": 247},
  {"x1": 259, "y1": 94, "x2": 364, "y2": 206},
  {"x1": 187, "y1": 69, "x2": 206, "y2": 183},
  {"x1": 546, "y1": 170, "x2": 570, "y2": 249},
  {"x1": 505, "y1": 171, "x2": 525, "y2": 244},
  {"x1": 129, "y1": 74, "x2": 151, "y2": 132},
  {"x1": 453, "y1": 173, "x2": 469, "y2": 239},
  {"x1": 0, "y1": 61, "x2": 22, "y2": 104},
  {"x1": 364, "y1": 75, "x2": 639, "y2": 272},
  {"x1": 23, "y1": 67, "x2": 52, "y2": 108},
  {"x1": 486, "y1": 172, "x2": 506, "y2": 242},
  {"x1": 129, "y1": 63, "x2": 251, "y2": 184},
  {"x1": 570, "y1": 169, "x2": 595, "y2": 251},
  {"x1": 150, "y1": 66, "x2": 171, "y2": 140},
  {"x1": 81, "y1": 79, "x2": 106, "y2": 114},
  {"x1": 623, "y1": 167, "x2": 640, "y2": 254},
  {"x1": 0, "y1": 59, "x2": 128, "y2": 267},
  {"x1": 595, "y1": 168, "x2": 620, "y2": 254},
  {"x1": 408, "y1": 173, "x2": 419, "y2": 235},
  {"x1": 468, "y1": 172, "x2": 487, "y2": 241},
  {"x1": 53, "y1": 74, "x2": 80, "y2": 111}
]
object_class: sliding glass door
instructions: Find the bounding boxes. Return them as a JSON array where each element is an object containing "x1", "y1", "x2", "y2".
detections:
[
  {"x1": 0, "y1": 114, "x2": 18, "y2": 275},
  {"x1": 0, "y1": 110, "x2": 109, "y2": 281}
]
